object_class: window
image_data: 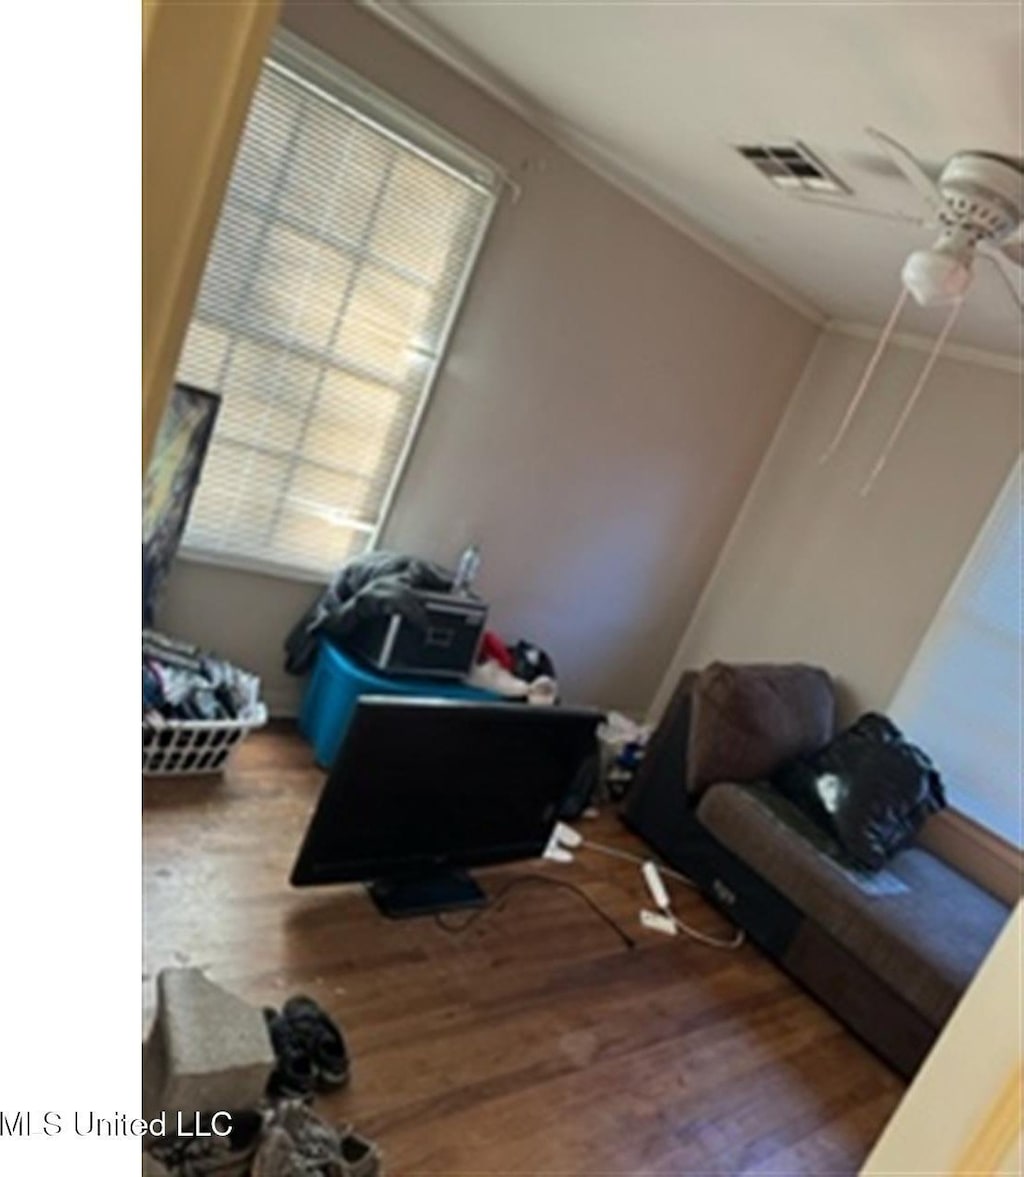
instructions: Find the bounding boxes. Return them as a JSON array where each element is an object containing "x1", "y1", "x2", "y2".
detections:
[
  {"x1": 176, "y1": 32, "x2": 497, "y2": 577},
  {"x1": 890, "y1": 458, "x2": 1022, "y2": 847}
]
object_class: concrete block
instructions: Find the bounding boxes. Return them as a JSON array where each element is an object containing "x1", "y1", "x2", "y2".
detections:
[{"x1": 143, "y1": 967, "x2": 274, "y2": 1121}]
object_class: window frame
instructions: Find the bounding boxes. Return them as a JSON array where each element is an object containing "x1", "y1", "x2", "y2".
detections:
[
  {"x1": 175, "y1": 28, "x2": 500, "y2": 582},
  {"x1": 890, "y1": 456, "x2": 1023, "y2": 848}
]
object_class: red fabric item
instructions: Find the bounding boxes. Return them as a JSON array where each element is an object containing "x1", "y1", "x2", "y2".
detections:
[{"x1": 479, "y1": 630, "x2": 514, "y2": 669}]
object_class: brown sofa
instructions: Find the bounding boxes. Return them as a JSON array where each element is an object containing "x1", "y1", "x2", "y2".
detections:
[{"x1": 624, "y1": 662, "x2": 1009, "y2": 1076}]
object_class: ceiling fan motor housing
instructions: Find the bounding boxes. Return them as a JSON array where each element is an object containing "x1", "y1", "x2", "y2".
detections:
[{"x1": 937, "y1": 153, "x2": 1024, "y2": 244}]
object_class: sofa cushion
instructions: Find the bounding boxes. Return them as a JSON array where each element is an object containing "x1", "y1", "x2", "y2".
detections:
[
  {"x1": 697, "y1": 781, "x2": 1009, "y2": 1027},
  {"x1": 686, "y1": 663, "x2": 835, "y2": 798}
]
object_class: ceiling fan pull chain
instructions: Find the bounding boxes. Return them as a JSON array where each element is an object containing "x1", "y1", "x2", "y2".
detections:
[
  {"x1": 860, "y1": 298, "x2": 963, "y2": 497},
  {"x1": 819, "y1": 286, "x2": 908, "y2": 465}
]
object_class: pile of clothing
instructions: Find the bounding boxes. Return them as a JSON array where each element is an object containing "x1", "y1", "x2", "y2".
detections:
[
  {"x1": 467, "y1": 632, "x2": 559, "y2": 703},
  {"x1": 145, "y1": 1099, "x2": 379, "y2": 1177},
  {"x1": 143, "y1": 630, "x2": 263, "y2": 724}
]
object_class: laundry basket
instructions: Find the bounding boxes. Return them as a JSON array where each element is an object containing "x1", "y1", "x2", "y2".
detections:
[{"x1": 142, "y1": 705, "x2": 268, "y2": 777}]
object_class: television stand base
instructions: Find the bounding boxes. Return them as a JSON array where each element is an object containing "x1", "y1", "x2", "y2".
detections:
[{"x1": 368, "y1": 870, "x2": 487, "y2": 918}]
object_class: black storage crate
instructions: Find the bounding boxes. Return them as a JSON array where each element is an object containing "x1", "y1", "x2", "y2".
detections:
[{"x1": 344, "y1": 590, "x2": 487, "y2": 679}]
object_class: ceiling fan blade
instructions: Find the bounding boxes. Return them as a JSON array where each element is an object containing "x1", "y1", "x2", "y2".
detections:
[
  {"x1": 844, "y1": 147, "x2": 946, "y2": 184},
  {"x1": 865, "y1": 127, "x2": 947, "y2": 214},
  {"x1": 789, "y1": 192, "x2": 931, "y2": 227},
  {"x1": 999, "y1": 238, "x2": 1024, "y2": 266},
  {"x1": 979, "y1": 247, "x2": 1024, "y2": 312}
]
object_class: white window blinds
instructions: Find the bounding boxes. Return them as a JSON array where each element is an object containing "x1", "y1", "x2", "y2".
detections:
[
  {"x1": 176, "y1": 34, "x2": 497, "y2": 576},
  {"x1": 890, "y1": 457, "x2": 1023, "y2": 847}
]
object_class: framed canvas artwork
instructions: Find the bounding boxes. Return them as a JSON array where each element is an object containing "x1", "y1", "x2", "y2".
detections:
[{"x1": 143, "y1": 382, "x2": 220, "y2": 626}]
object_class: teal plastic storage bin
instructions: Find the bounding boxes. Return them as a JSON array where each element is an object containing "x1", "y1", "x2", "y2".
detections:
[{"x1": 299, "y1": 640, "x2": 499, "y2": 767}]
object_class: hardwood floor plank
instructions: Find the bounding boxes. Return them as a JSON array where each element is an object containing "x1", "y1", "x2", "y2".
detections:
[{"x1": 143, "y1": 726, "x2": 904, "y2": 1174}]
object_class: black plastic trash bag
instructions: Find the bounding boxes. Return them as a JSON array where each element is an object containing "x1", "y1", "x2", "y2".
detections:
[{"x1": 771, "y1": 712, "x2": 946, "y2": 871}]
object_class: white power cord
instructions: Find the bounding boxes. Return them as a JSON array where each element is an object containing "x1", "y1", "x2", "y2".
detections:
[
  {"x1": 670, "y1": 913, "x2": 745, "y2": 951},
  {"x1": 549, "y1": 825, "x2": 744, "y2": 951},
  {"x1": 577, "y1": 836, "x2": 698, "y2": 888},
  {"x1": 641, "y1": 860, "x2": 745, "y2": 951}
]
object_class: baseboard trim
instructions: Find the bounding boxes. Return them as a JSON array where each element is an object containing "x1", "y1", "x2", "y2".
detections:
[
  {"x1": 918, "y1": 808, "x2": 1023, "y2": 906},
  {"x1": 262, "y1": 688, "x2": 302, "y2": 720}
]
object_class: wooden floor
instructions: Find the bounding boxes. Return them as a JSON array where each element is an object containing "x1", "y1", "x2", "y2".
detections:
[{"x1": 143, "y1": 725, "x2": 904, "y2": 1175}]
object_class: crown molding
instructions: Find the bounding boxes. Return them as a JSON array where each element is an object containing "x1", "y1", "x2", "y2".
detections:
[
  {"x1": 827, "y1": 319, "x2": 1024, "y2": 374},
  {"x1": 358, "y1": 0, "x2": 825, "y2": 326}
]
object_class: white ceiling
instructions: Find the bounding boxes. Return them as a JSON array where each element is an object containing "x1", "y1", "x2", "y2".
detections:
[{"x1": 373, "y1": 0, "x2": 1023, "y2": 356}]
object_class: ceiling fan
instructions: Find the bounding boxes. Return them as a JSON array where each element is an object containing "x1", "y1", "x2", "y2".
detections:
[
  {"x1": 801, "y1": 128, "x2": 1023, "y2": 493},
  {"x1": 800, "y1": 127, "x2": 1023, "y2": 310}
]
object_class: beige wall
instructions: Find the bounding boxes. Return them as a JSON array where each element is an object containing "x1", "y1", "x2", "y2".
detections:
[
  {"x1": 654, "y1": 328, "x2": 1022, "y2": 721},
  {"x1": 160, "y1": 1, "x2": 817, "y2": 715}
]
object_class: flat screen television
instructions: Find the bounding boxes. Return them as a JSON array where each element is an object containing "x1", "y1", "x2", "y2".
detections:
[{"x1": 290, "y1": 696, "x2": 603, "y2": 917}]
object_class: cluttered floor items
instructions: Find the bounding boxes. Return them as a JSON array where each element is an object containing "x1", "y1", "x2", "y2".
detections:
[
  {"x1": 143, "y1": 968, "x2": 379, "y2": 1177},
  {"x1": 145, "y1": 1102, "x2": 378, "y2": 1177},
  {"x1": 143, "y1": 631, "x2": 267, "y2": 776}
]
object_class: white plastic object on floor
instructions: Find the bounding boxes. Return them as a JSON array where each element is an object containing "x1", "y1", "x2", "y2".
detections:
[
  {"x1": 640, "y1": 910, "x2": 677, "y2": 936},
  {"x1": 554, "y1": 821, "x2": 583, "y2": 848},
  {"x1": 542, "y1": 823, "x2": 574, "y2": 862},
  {"x1": 142, "y1": 705, "x2": 268, "y2": 777},
  {"x1": 543, "y1": 844, "x2": 574, "y2": 864},
  {"x1": 598, "y1": 710, "x2": 651, "y2": 748},
  {"x1": 642, "y1": 861, "x2": 671, "y2": 910}
]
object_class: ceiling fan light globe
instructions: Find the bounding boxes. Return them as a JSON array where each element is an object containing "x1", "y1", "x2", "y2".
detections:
[{"x1": 901, "y1": 248, "x2": 972, "y2": 307}]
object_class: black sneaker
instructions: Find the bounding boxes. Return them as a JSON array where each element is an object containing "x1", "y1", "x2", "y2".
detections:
[
  {"x1": 263, "y1": 1007, "x2": 316, "y2": 1098},
  {"x1": 281, "y1": 995, "x2": 351, "y2": 1091}
]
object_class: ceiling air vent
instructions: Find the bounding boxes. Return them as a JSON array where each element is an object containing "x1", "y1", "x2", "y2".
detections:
[{"x1": 736, "y1": 142, "x2": 851, "y2": 195}]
